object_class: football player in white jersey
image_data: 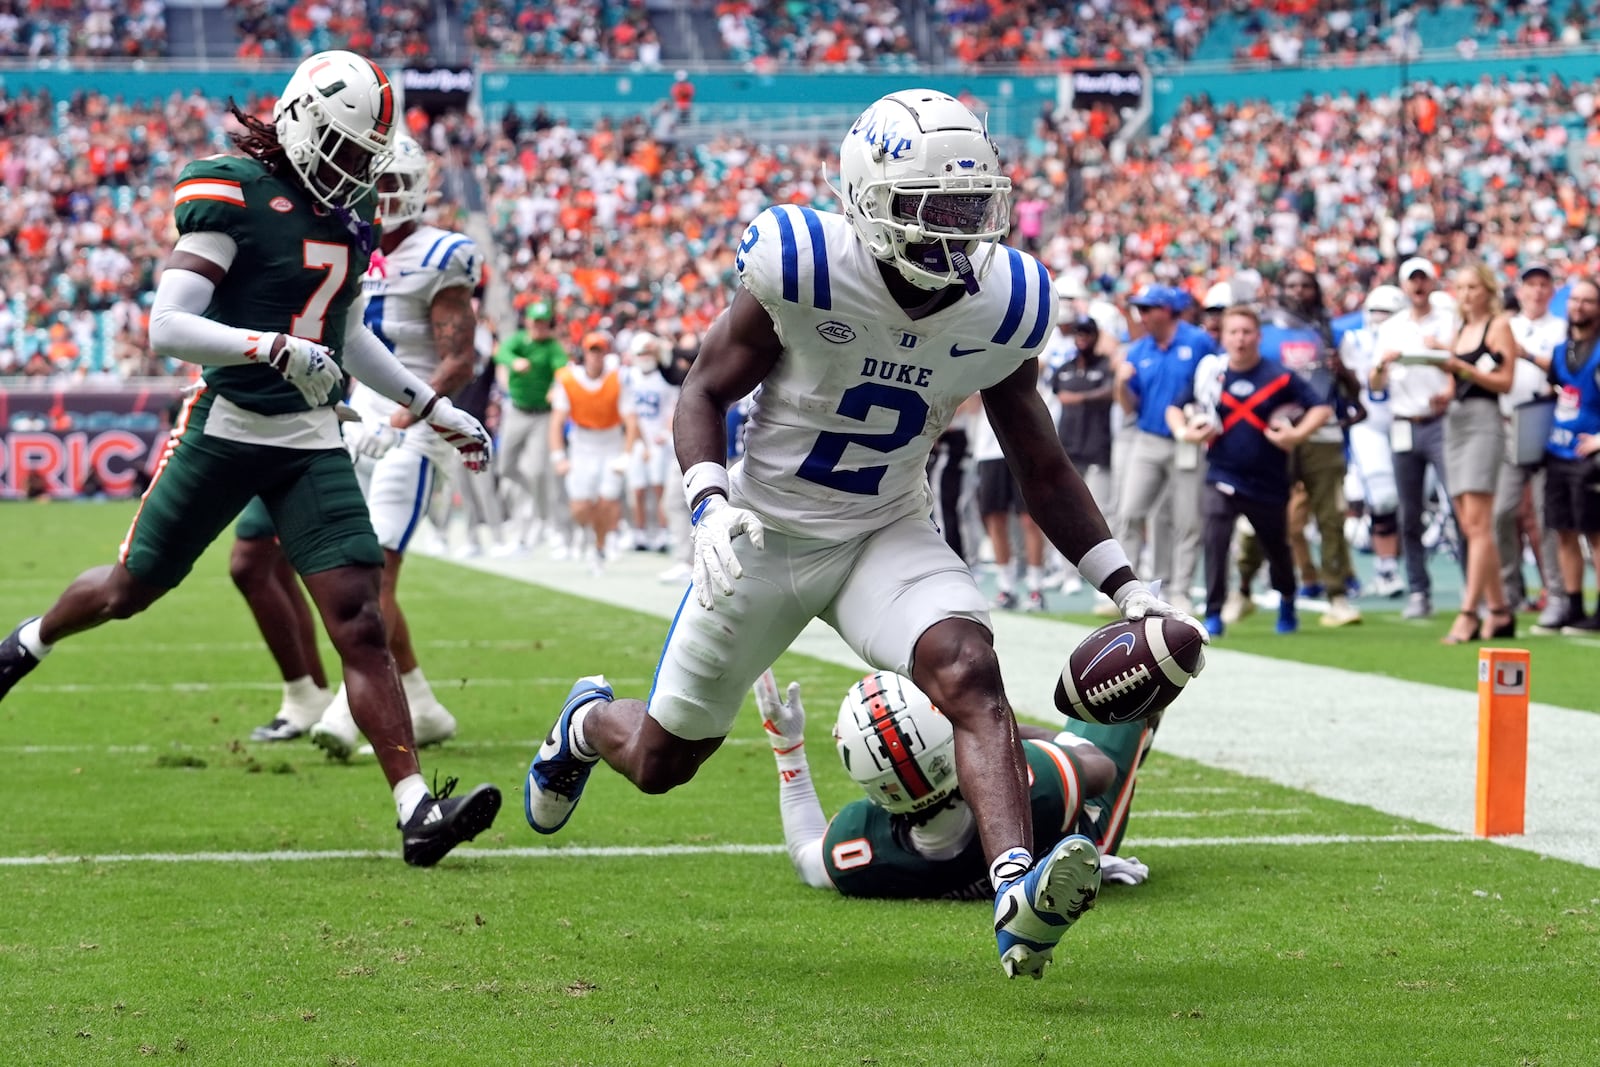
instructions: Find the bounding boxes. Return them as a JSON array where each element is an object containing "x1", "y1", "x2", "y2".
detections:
[
  {"x1": 524, "y1": 90, "x2": 1206, "y2": 980},
  {"x1": 310, "y1": 132, "x2": 482, "y2": 759},
  {"x1": 1338, "y1": 285, "x2": 1406, "y2": 599},
  {"x1": 623, "y1": 331, "x2": 679, "y2": 550}
]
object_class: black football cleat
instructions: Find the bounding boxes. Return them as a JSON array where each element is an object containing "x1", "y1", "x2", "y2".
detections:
[
  {"x1": 400, "y1": 777, "x2": 502, "y2": 868},
  {"x1": 0, "y1": 617, "x2": 43, "y2": 703}
]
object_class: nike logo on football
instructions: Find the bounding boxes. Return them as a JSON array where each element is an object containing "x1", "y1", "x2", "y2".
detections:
[{"x1": 950, "y1": 344, "x2": 984, "y2": 358}]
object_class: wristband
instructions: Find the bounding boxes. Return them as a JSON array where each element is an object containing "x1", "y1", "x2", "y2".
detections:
[
  {"x1": 1076, "y1": 538, "x2": 1133, "y2": 590},
  {"x1": 407, "y1": 386, "x2": 441, "y2": 420},
  {"x1": 683, "y1": 460, "x2": 730, "y2": 511}
]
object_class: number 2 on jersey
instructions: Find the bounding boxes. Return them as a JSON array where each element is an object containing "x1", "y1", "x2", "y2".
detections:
[
  {"x1": 291, "y1": 240, "x2": 350, "y2": 342},
  {"x1": 797, "y1": 382, "x2": 929, "y2": 495}
]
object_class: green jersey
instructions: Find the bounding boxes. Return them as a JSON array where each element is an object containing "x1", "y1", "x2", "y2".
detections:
[
  {"x1": 821, "y1": 740, "x2": 1090, "y2": 900},
  {"x1": 494, "y1": 332, "x2": 567, "y2": 412},
  {"x1": 172, "y1": 155, "x2": 379, "y2": 416}
]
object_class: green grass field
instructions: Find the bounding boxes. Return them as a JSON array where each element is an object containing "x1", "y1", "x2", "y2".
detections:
[{"x1": 1, "y1": 503, "x2": 1596, "y2": 1066}]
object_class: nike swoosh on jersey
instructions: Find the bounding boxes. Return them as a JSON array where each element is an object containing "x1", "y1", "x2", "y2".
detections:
[{"x1": 950, "y1": 344, "x2": 985, "y2": 358}]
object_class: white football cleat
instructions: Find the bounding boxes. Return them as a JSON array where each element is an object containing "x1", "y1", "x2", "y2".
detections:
[
  {"x1": 309, "y1": 685, "x2": 361, "y2": 761},
  {"x1": 994, "y1": 835, "x2": 1101, "y2": 979}
]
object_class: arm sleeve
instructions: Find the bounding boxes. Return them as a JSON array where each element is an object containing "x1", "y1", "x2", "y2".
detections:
[
  {"x1": 342, "y1": 315, "x2": 438, "y2": 416},
  {"x1": 776, "y1": 760, "x2": 836, "y2": 890},
  {"x1": 148, "y1": 261, "x2": 270, "y2": 366}
]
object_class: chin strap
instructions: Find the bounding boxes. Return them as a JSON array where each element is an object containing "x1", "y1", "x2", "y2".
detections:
[{"x1": 949, "y1": 248, "x2": 981, "y2": 294}]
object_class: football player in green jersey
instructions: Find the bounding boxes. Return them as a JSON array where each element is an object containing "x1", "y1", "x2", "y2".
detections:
[
  {"x1": 0, "y1": 51, "x2": 501, "y2": 867},
  {"x1": 754, "y1": 669, "x2": 1154, "y2": 901}
]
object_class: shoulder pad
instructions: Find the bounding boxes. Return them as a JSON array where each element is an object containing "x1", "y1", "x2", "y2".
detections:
[
  {"x1": 173, "y1": 156, "x2": 261, "y2": 237},
  {"x1": 735, "y1": 205, "x2": 835, "y2": 312},
  {"x1": 422, "y1": 231, "x2": 483, "y2": 288},
  {"x1": 987, "y1": 246, "x2": 1056, "y2": 354}
]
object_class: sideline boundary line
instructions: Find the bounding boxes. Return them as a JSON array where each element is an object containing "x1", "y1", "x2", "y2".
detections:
[{"x1": 0, "y1": 833, "x2": 1479, "y2": 867}]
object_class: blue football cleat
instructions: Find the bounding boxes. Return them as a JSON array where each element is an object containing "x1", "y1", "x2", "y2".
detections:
[
  {"x1": 525, "y1": 675, "x2": 612, "y2": 834},
  {"x1": 994, "y1": 834, "x2": 1102, "y2": 979},
  {"x1": 1277, "y1": 601, "x2": 1299, "y2": 634}
]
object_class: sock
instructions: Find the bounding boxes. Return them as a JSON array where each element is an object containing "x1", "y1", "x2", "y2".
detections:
[
  {"x1": 990, "y1": 846, "x2": 1033, "y2": 892},
  {"x1": 17, "y1": 617, "x2": 52, "y2": 659},
  {"x1": 1025, "y1": 565, "x2": 1044, "y2": 594},
  {"x1": 996, "y1": 561, "x2": 1016, "y2": 594},
  {"x1": 1569, "y1": 590, "x2": 1586, "y2": 616},
  {"x1": 569, "y1": 704, "x2": 599, "y2": 760},
  {"x1": 283, "y1": 675, "x2": 322, "y2": 704},
  {"x1": 1375, "y1": 557, "x2": 1397, "y2": 579},
  {"x1": 394, "y1": 774, "x2": 429, "y2": 824}
]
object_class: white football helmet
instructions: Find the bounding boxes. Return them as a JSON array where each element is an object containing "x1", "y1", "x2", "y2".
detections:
[
  {"x1": 837, "y1": 88, "x2": 1011, "y2": 291},
  {"x1": 274, "y1": 50, "x2": 397, "y2": 210},
  {"x1": 376, "y1": 133, "x2": 434, "y2": 226},
  {"x1": 833, "y1": 672, "x2": 959, "y2": 815},
  {"x1": 1363, "y1": 284, "x2": 1406, "y2": 320}
]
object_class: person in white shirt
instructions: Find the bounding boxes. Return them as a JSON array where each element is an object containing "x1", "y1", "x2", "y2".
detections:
[
  {"x1": 1339, "y1": 284, "x2": 1407, "y2": 600},
  {"x1": 1495, "y1": 263, "x2": 1568, "y2": 628},
  {"x1": 622, "y1": 331, "x2": 678, "y2": 551},
  {"x1": 1369, "y1": 257, "x2": 1461, "y2": 620}
]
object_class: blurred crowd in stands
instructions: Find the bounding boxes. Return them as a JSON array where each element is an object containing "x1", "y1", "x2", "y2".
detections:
[
  {"x1": 9, "y1": 1, "x2": 1600, "y2": 68},
  {"x1": 10, "y1": 67, "x2": 1600, "y2": 377}
]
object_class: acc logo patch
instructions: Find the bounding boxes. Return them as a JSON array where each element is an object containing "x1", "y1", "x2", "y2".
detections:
[
  {"x1": 816, "y1": 321, "x2": 856, "y2": 344},
  {"x1": 270, "y1": 196, "x2": 294, "y2": 213}
]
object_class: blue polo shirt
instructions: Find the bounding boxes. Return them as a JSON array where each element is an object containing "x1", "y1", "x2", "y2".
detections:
[
  {"x1": 1174, "y1": 355, "x2": 1323, "y2": 503},
  {"x1": 1125, "y1": 321, "x2": 1219, "y2": 437}
]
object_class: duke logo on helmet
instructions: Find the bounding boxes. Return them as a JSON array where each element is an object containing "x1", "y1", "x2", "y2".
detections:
[{"x1": 837, "y1": 89, "x2": 1011, "y2": 294}]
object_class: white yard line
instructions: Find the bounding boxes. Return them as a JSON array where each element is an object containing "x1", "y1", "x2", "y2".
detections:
[
  {"x1": 0, "y1": 833, "x2": 1478, "y2": 868},
  {"x1": 422, "y1": 541, "x2": 1600, "y2": 869}
]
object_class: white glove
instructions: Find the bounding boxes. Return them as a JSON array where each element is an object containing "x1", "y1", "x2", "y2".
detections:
[
  {"x1": 344, "y1": 421, "x2": 402, "y2": 461},
  {"x1": 1116, "y1": 582, "x2": 1208, "y2": 675},
  {"x1": 423, "y1": 396, "x2": 492, "y2": 473},
  {"x1": 1100, "y1": 854, "x2": 1150, "y2": 886},
  {"x1": 753, "y1": 669, "x2": 806, "y2": 758},
  {"x1": 258, "y1": 333, "x2": 342, "y2": 408},
  {"x1": 690, "y1": 495, "x2": 765, "y2": 610}
]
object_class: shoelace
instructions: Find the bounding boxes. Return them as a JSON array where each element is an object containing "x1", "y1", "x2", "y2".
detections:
[{"x1": 430, "y1": 772, "x2": 460, "y2": 803}]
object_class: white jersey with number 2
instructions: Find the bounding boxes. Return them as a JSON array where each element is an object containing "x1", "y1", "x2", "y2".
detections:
[{"x1": 731, "y1": 204, "x2": 1058, "y2": 541}]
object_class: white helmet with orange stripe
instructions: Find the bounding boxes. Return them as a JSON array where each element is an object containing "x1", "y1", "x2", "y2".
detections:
[
  {"x1": 833, "y1": 671, "x2": 958, "y2": 815},
  {"x1": 274, "y1": 50, "x2": 397, "y2": 209}
]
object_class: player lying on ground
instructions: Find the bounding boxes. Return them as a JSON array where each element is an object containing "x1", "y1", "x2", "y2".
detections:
[
  {"x1": 754, "y1": 669, "x2": 1152, "y2": 901},
  {"x1": 0, "y1": 51, "x2": 500, "y2": 866},
  {"x1": 524, "y1": 89, "x2": 1205, "y2": 978}
]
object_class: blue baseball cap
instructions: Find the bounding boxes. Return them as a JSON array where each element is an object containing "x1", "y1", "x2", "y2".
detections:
[{"x1": 1129, "y1": 285, "x2": 1187, "y2": 311}]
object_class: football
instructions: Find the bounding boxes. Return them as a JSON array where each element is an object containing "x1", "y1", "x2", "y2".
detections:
[
  {"x1": 1054, "y1": 616, "x2": 1205, "y2": 725},
  {"x1": 1270, "y1": 403, "x2": 1307, "y2": 430}
]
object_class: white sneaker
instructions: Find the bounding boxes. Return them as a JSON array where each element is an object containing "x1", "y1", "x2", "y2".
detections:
[
  {"x1": 309, "y1": 686, "x2": 361, "y2": 761},
  {"x1": 358, "y1": 697, "x2": 457, "y2": 756},
  {"x1": 1169, "y1": 591, "x2": 1193, "y2": 615},
  {"x1": 658, "y1": 561, "x2": 692, "y2": 584},
  {"x1": 1373, "y1": 572, "x2": 1406, "y2": 599},
  {"x1": 1320, "y1": 595, "x2": 1363, "y2": 627},
  {"x1": 1221, "y1": 590, "x2": 1253, "y2": 625},
  {"x1": 411, "y1": 699, "x2": 458, "y2": 747}
]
